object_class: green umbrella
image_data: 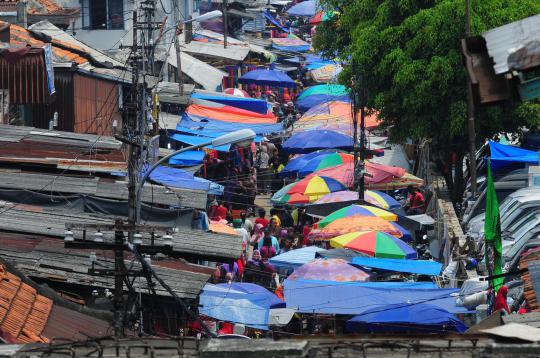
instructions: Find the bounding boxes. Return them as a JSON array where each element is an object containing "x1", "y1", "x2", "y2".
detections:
[{"x1": 297, "y1": 84, "x2": 349, "y2": 100}]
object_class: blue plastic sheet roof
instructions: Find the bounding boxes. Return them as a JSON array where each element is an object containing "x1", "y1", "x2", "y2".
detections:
[
  {"x1": 239, "y1": 69, "x2": 296, "y2": 88},
  {"x1": 178, "y1": 114, "x2": 284, "y2": 135},
  {"x1": 286, "y1": 0, "x2": 318, "y2": 16},
  {"x1": 149, "y1": 165, "x2": 223, "y2": 195},
  {"x1": 488, "y1": 140, "x2": 539, "y2": 169},
  {"x1": 351, "y1": 257, "x2": 442, "y2": 276},
  {"x1": 199, "y1": 283, "x2": 285, "y2": 330},
  {"x1": 284, "y1": 279, "x2": 469, "y2": 315},
  {"x1": 269, "y1": 246, "x2": 325, "y2": 270},
  {"x1": 346, "y1": 303, "x2": 468, "y2": 334},
  {"x1": 296, "y1": 94, "x2": 350, "y2": 112},
  {"x1": 170, "y1": 133, "x2": 230, "y2": 152},
  {"x1": 168, "y1": 150, "x2": 205, "y2": 166},
  {"x1": 263, "y1": 11, "x2": 289, "y2": 33},
  {"x1": 191, "y1": 92, "x2": 269, "y2": 115}
]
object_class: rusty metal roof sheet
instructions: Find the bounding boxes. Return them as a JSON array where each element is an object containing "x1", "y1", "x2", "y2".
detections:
[{"x1": 483, "y1": 14, "x2": 540, "y2": 75}]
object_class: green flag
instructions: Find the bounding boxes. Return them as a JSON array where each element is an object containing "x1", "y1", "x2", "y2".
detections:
[{"x1": 484, "y1": 159, "x2": 503, "y2": 291}]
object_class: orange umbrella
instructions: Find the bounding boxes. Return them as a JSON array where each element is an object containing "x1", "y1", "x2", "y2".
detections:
[
  {"x1": 295, "y1": 101, "x2": 380, "y2": 132},
  {"x1": 317, "y1": 216, "x2": 404, "y2": 240}
]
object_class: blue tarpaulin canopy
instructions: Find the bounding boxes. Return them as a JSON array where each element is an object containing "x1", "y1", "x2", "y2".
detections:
[
  {"x1": 346, "y1": 303, "x2": 468, "y2": 334},
  {"x1": 286, "y1": 0, "x2": 318, "y2": 16},
  {"x1": 269, "y1": 246, "x2": 325, "y2": 270},
  {"x1": 284, "y1": 279, "x2": 470, "y2": 315},
  {"x1": 283, "y1": 130, "x2": 353, "y2": 154},
  {"x1": 191, "y1": 92, "x2": 269, "y2": 115},
  {"x1": 351, "y1": 257, "x2": 442, "y2": 276},
  {"x1": 263, "y1": 11, "x2": 289, "y2": 33},
  {"x1": 178, "y1": 114, "x2": 284, "y2": 135},
  {"x1": 148, "y1": 165, "x2": 223, "y2": 195},
  {"x1": 170, "y1": 133, "x2": 230, "y2": 151},
  {"x1": 488, "y1": 140, "x2": 539, "y2": 169},
  {"x1": 199, "y1": 283, "x2": 285, "y2": 330},
  {"x1": 168, "y1": 150, "x2": 205, "y2": 166},
  {"x1": 296, "y1": 94, "x2": 350, "y2": 112},
  {"x1": 240, "y1": 69, "x2": 296, "y2": 88},
  {"x1": 175, "y1": 127, "x2": 265, "y2": 142}
]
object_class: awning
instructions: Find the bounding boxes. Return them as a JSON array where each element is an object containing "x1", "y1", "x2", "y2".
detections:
[
  {"x1": 191, "y1": 90, "x2": 269, "y2": 114},
  {"x1": 149, "y1": 165, "x2": 223, "y2": 195},
  {"x1": 180, "y1": 41, "x2": 250, "y2": 62},
  {"x1": 488, "y1": 140, "x2": 539, "y2": 169},
  {"x1": 179, "y1": 113, "x2": 283, "y2": 135},
  {"x1": 167, "y1": 47, "x2": 226, "y2": 91},
  {"x1": 169, "y1": 150, "x2": 205, "y2": 166},
  {"x1": 351, "y1": 257, "x2": 442, "y2": 276}
]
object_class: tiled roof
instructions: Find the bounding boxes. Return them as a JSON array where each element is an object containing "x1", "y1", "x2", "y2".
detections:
[
  {"x1": 0, "y1": 0, "x2": 78, "y2": 16},
  {"x1": 0, "y1": 263, "x2": 53, "y2": 343},
  {"x1": 520, "y1": 247, "x2": 540, "y2": 311},
  {"x1": 0, "y1": 21, "x2": 88, "y2": 64}
]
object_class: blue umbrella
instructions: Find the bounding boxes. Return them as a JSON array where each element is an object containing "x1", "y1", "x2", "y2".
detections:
[
  {"x1": 239, "y1": 69, "x2": 296, "y2": 88},
  {"x1": 199, "y1": 283, "x2": 285, "y2": 330},
  {"x1": 287, "y1": 0, "x2": 319, "y2": 16},
  {"x1": 280, "y1": 149, "x2": 339, "y2": 177},
  {"x1": 296, "y1": 94, "x2": 350, "y2": 112},
  {"x1": 283, "y1": 130, "x2": 353, "y2": 154},
  {"x1": 346, "y1": 303, "x2": 468, "y2": 334}
]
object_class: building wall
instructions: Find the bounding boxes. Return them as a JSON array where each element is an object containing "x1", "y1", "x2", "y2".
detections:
[
  {"x1": 67, "y1": 0, "x2": 193, "y2": 51},
  {"x1": 73, "y1": 73, "x2": 119, "y2": 135}
]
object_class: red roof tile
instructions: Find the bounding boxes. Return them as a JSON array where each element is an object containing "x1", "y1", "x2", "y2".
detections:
[{"x1": 0, "y1": 0, "x2": 78, "y2": 16}]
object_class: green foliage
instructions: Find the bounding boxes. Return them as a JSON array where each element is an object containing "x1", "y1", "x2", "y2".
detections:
[{"x1": 313, "y1": 0, "x2": 540, "y2": 147}]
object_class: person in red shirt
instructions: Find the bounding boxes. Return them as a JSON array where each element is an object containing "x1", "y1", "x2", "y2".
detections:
[
  {"x1": 254, "y1": 208, "x2": 269, "y2": 228},
  {"x1": 212, "y1": 202, "x2": 228, "y2": 221},
  {"x1": 406, "y1": 186, "x2": 425, "y2": 215}
]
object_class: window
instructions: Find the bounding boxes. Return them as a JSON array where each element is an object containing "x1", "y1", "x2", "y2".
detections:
[{"x1": 80, "y1": 0, "x2": 124, "y2": 30}]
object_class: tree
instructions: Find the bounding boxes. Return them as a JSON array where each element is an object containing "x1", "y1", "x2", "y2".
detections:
[{"x1": 313, "y1": 0, "x2": 540, "y2": 199}]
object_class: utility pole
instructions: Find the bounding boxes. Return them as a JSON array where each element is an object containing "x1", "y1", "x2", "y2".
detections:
[
  {"x1": 465, "y1": 0, "x2": 477, "y2": 197},
  {"x1": 172, "y1": 0, "x2": 185, "y2": 97},
  {"x1": 113, "y1": 218, "x2": 126, "y2": 337},
  {"x1": 223, "y1": 0, "x2": 228, "y2": 48},
  {"x1": 352, "y1": 77, "x2": 365, "y2": 203}
]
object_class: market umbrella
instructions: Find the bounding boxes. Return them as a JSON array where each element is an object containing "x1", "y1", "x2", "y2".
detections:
[
  {"x1": 286, "y1": 0, "x2": 318, "y2": 16},
  {"x1": 295, "y1": 101, "x2": 379, "y2": 132},
  {"x1": 315, "y1": 248, "x2": 369, "y2": 262},
  {"x1": 288, "y1": 258, "x2": 370, "y2": 282},
  {"x1": 314, "y1": 190, "x2": 402, "y2": 210},
  {"x1": 280, "y1": 149, "x2": 339, "y2": 177},
  {"x1": 287, "y1": 175, "x2": 348, "y2": 201},
  {"x1": 209, "y1": 222, "x2": 240, "y2": 236},
  {"x1": 296, "y1": 94, "x2": 350, "y2": 112},
  {"x1": 297, "y1": 84, "x2": 349, "y2": 100},
  {"x1": 298, "y1": 152, "x2": 354, "y2": 177},
  {"x1": 223, "y1": 88, "x2": 250, "y2": 97},
  {"x1": 309, "y1": 11, "x2": 334, "y2": 25},
  {"x1": 345, "y1": 303, "x2": 467, "y2": 334},
  {"x1": 310, "y1": 64, "x2": 343, "y2": 83},
  {"x1": 271, "y1": 183, "x2": 312, "y2": 206},
  {"x1": 317, "y1": 205, "x2": 398, "y2": 229},
  {"x1": 239, "y1": 69, "x2": 296, "y2": 88},
  {"x1": 316, "y1": 216, "x2": 411, "y2": 241},
  {"x1": 269, "y1": 246, "x2": 325, "y2": 270},
  {"x1": 330, "y1": 231, "x2": 417, "y2": 259},
  {"x1": 282, "y1": 130, "x2": 353, "y2": 154},
  {"x1": 368, "y1": 172, "x2": 424, "y2": 190}
]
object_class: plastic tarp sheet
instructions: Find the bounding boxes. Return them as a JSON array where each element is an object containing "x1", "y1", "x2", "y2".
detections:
[
  {"x1": 167, "y1": 47, "x2": 226, "y2": 91},
  {"x1": 170, "y1": 133, "x2": 230, "y2": 151},
  {"x1": 351, "y1": 257, "x2": 442, "y2": 276},
  {"x1": 175, "y1": 127, "x2": 265, "y2": 143},
  {"x1": 282, "y1": 130, "x2": 353, "y2": 154},
  {"x1": 488, "y1": 140, "x2": 539, "y2": 169},
  {"x1": 149, "y1": 165, "x2": 223, "y2": 195},
  {"x1": 186, "y1": 104, "x2": 276, "y2": 123},
  {"x1": 296, "y1": 94, "x2": 350, "y2": 112},
  {"x1": 271, "y1": 37, "x2": 311, "y2": 52},
  {"x1": 263, "y1": 11, "x2": 289, "y2": 33},
  {"x1": 169, "y1": 150, "x2": 205, "y2": 166},
  {"x1": 269, "y1": 246, "x2": 325, "y2": 270},
  {"x1": 346, "y1": 303, "x2": 468, "y2": 333},
  {"x1": 178, "y1": 114, "x2": 284, "y2": 135},
  {"x1": 286, "y1": 0, "x2": 318, "y2": 16},
  {"x1": 199, "y1": 283, "x2": 285, "y2": 329},
  {"x1": 284, "y1": 279, "x2": 469, "y2": 315},
  {"x1": 191, "y1": 92, "x2": 269, "y2": 115}
]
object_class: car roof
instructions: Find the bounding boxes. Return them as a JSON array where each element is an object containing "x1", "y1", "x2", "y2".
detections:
[{"x1": 509, "y1": 187, "x2": 540, "y2": 197}]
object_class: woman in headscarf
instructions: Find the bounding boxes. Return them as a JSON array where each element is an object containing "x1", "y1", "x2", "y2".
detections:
[
  {"x1": 244, "y1": 249, "x2": 275, "y2": 285},
  {"x1": 493, "y1": 286, "x2": 510, "y2": 314},
  {"x1": 250, "y1": 223, "x2": 264, "y2": 247}
]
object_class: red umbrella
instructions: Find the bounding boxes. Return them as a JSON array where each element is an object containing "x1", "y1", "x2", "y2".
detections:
[{"x1": 223, "y1": 88, "x2": 250, "y2": 97}]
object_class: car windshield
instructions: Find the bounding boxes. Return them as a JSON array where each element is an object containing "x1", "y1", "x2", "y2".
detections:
[
  {"x1": 500, "y1": 198, "x2": 519, "y2": 217},
  {"x1": 509, "y1": 217, "x2": 540, "y2": 245},
  {"x1": 505, "y1": 230, "x2": 540, "y2": 259}
]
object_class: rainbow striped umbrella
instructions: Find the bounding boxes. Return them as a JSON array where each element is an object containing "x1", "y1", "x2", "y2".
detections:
[
  {"x1": 287, "y1": 175, "x2": 348, "y2": 201},
  {"x1": 298, "y1": 152, "x2": 354, "y2": 177},
  {"x1": 330, "y1": 231, "x2": 417, "y2": 259},
  {"x1": 318, "y1": 205, "x2": 397, "y2": 229},
  {"x1": 314, "y1": 190, "x2": 401, "y2": 210},
  {"x1": 288, "y1": 258, "x2": 370, "y2": 282}
]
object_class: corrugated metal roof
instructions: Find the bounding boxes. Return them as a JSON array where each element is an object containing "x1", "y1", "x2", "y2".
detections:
[{"x1": 483, "y1": 14, "x2": 540, "y2": 75}]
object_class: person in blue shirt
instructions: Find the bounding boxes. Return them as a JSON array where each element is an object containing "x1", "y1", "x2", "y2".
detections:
[{"x1": 257, "y1": 228, "x2": 280, "y2": 254}]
